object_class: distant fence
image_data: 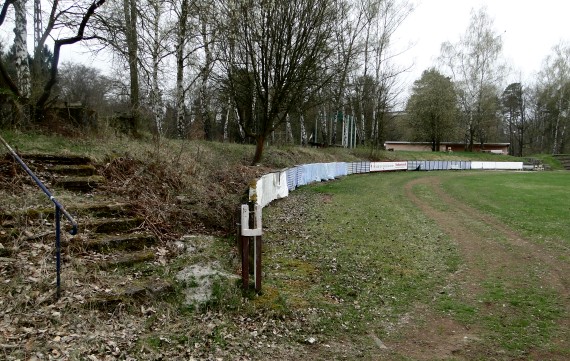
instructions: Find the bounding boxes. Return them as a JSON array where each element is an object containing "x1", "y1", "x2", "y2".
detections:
[{"x1": 249, "y1": 160, "x2": 524, "y2": 208}]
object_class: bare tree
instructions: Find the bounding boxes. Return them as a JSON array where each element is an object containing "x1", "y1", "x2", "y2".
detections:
[
  {"x1": 57, "y1": 62, "x2": 113, "y2": 112},
  {"x1": 218, "y1": 0, "x2": 339, "y2": 164},
  {"x1": 122, "y1": 0, "x2": 139, "y2": 120},
  {"x1": 137, "y1": 0, "x2": 175, "y2": 136},
  {"x1": 355, "y1": 0, "x2": 412, "y2": 148},
  {"x1": 439, "y1": 7, "x2": 506, "y2": 151},
  {"x1": 172, "y1": 0, "x2": 198, "y2": 138},
  {"x1": 196, "y1": 2, "x2": 217, "y2": 141},
  {"x1": 501, "y1": 82, "x2": 526, "y2": 156},
  {"x1": 535, "y1": 42, "x2": 570, "y2": 154},
  {"x1": 0, "y1": 0, "x2": 108, "y2": 123},
  {"x1": 327, "y1": 0, "x2": 367, "y2": 145}
]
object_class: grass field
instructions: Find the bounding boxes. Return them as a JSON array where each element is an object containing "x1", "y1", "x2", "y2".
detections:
[
  {"x1": 261, "y1": 170, "x2": 569, "y2": 360},
  {"x1": 443, "y1": 172, "x2": 570, "y2": 251}
]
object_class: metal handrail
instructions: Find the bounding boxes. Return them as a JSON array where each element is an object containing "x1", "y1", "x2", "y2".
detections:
[{"x1": 1, "y1": 134, "x2": 78, "y2": 299}]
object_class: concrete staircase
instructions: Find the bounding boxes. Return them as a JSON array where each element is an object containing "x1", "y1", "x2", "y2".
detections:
[
  {"x1": 19, "y1": 153, "x2": 105, "y2": 191},
  {"x1": 0, "y1": 153, "x2": 174, "y2": 307},
  {"x1": 553, "y1": 154, "x2": 570, "y2": 170}
]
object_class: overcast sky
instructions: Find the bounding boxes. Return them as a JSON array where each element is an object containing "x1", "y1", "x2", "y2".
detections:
[{"x1": 395, "y1": 0, "x2": 569, "y2": 90}]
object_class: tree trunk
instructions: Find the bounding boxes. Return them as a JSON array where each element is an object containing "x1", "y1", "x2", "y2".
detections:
[
  {"x1": 176, "y1": 0, "x2": 189, "y2": 138},
  {"x1": 123, "y1": 0, "x2": 139, "y2": 122},
  {"x1": 14, "y1": 0, "x2": 30, "y2": 99},
  {"x1": 285, "y1": 113, "x2": 293, "y2": 144},
  {"x1": 150, "y1": 0, "x2": 163, "y2": 136},
  {"x1": 300, "y1": 114, "x2": 307, "y2": 146},
  {"x1": 251, "y1": 134, "x2": 265, "y2": 165},
  {"x1": 200, "y1": 11, "x2": 213, "y2": 140}
]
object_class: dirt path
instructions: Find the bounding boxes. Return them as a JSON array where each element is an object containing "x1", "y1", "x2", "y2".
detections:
[{"x1": 383, "y1": 174, "x2": 570, "y2": 360}]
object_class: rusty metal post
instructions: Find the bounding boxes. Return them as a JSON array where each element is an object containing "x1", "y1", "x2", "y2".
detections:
[
  {"x1": 241, "y1": 234, "x2": 249, "y2": 289},
  {"x1": 254, "y1": 234, "x2": 262, "y2": 292}
]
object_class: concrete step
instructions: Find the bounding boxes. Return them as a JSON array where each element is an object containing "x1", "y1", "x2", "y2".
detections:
[
  {"x1": 53, "y1": 175, "x2": 106, "y2": 191},
  {"x1": 553, "y1": 154, "x2": 570, "y2": 170},
  {"x1": 20, "y1": 153, "x2": 93, "y2": 166},
  {"x1": 97, "y1": 250, "x2": 156, "y2": 270},
  {"x1": 82, "y1": 232, "x2": 158, "y2": 252},
  {"x1": 68, "y1": 202, "x2": 134, "y2": 218},
  {"x1": 85, "y1": 217, "x2": 144, "y2": 234},
  {"x1": 49, "y1": 164, "x2": 97, "y2": 177}
]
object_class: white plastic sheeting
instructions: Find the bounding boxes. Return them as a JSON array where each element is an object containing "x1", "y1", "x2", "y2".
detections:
[
  {"x1": 253, "y1": 163, "x2": 348, "y2": 207},
  {"x1": 250, "y1": 171, "x2": 289, "y2": 208},
  {"x1": 286, "y1": 167, "x2": 301, "y2": 191},
  {"x1": 347, "y1": 162, "x2": 370, "y2": 174},
  {"x1": 298, "y1": 162, "x2": 348, "y2": 186},
  {"x1": 251, "y1": 160, "x2": 524, "y2": 208}
]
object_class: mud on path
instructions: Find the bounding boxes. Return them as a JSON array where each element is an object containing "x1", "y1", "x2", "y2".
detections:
[{"x1": 388, "y1": 174, "x2": 570, "y2": 360}]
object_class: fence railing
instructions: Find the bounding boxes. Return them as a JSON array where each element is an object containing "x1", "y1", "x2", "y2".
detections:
[{"x1": 1, "y1": 135, "x2": 78, "y2": 300}]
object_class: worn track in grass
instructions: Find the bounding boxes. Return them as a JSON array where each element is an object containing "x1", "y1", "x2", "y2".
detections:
[{"x1": 391, "y1": 173, "x2": 570, "y2": 360}]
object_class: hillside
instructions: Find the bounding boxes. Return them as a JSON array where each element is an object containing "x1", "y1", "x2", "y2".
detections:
[{"x1": 0, "y1": 131, "x2": 561, "y2": 359}]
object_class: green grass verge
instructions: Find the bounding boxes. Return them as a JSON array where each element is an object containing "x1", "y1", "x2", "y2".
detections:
[{"x1": 442, "y1": 172, "x2": 570, "y2": 253}]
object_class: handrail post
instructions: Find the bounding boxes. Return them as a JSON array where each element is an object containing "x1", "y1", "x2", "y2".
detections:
[{"x1": 55, "y1": 206, "x2": 61, "y2": 299}]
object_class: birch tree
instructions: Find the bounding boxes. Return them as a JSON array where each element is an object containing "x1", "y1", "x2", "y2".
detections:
[
  {"x1": 328, "y1": 0, "x2": 366, "y2": 145},
  {"x1": 13, "y1": 0, "x2": 30, "y2": 98},
  {"x1": 533, "y1": 43, "x2": 570, "y2": 154},
  {"x1": 137, "y1": 0, "x2": 174, "y2": 136},
  {"x1": 439, "y1": 7, "x2": 505, "y2": 151},
  {"x1": 0, "y1": 0, "x2": 108, "y2": 122},
  {"x1": 357, "y1": 0, "x2": 412, "y2": 148}
]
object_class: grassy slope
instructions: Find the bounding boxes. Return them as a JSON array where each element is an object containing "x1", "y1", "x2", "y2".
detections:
[
  {"x1": 3, "y1": 128, "x2": 546, "y2": 166},
  {"x1": 1, "y1": 128, "x2": 563, "y2": 239}
]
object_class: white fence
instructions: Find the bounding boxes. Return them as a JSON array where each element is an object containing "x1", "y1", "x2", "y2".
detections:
[{"x1": 249, "y1": 160, "x2": 524, "y2": 208}]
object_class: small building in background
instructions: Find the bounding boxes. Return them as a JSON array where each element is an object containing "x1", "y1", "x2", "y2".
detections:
[{"x1": 384, "y1": 141, "x2": 510, "y2": 155}]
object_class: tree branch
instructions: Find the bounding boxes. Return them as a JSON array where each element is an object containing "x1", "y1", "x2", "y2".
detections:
[
  {"x1": 36, "y1": 0, "x2": 107, "y2": 110},
  {"x1": 0, "y1": 0, "x2": 15, "y2": 27}
]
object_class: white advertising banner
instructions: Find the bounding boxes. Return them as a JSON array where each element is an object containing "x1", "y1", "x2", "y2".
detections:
[
  {"x1": 471, "y1": 161, "x2": 523, "y2": 170},
  {"x1": 370, "y1": 161, "x2": 408, "y2": 172}
]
